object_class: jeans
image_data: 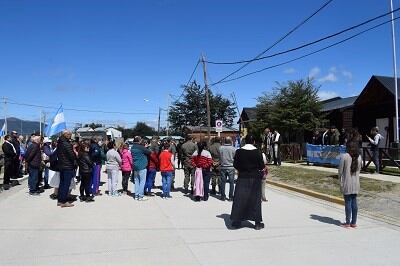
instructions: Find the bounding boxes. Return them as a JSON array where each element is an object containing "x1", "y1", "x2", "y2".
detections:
[
  {"x1": 344, "y1": 194, "x2": 358, "y2": 225},
  {"x1": 28, "y1": 167, "x2": 39, "y2": 193},
  {"x1": 371, "y1": 148, "x2": 380, "y2": 173},
  {"x1": 44, "y1": 168, "x2": 49, "y2": 186},
  {"x1": 121, "y1": 171, "x2": 131, "y2": 192},
  {"x1": 145, "y1": 168, "x2": 157, "y2": 193},
  {"x1": 107, "y1": 169, "x2": 119, "y2": 196},
  {"x1": 273, "y1": 144, "x2": 281, "y2": 165},
  {"x1": 133, "y1": 169, "x2": 147, "y2": 199},
  {"x1": 202, "y1": 169, "x2": 211, "y2": 200},
  {"x1": 220, "y1": 168, "x2": 235, "y2": 199},
  {"x1": 58, "y1": 170, "x2": 74, "y2": 203},
  {"x1": 161, "y1": 171, "x2": 173, "y2": 197}
]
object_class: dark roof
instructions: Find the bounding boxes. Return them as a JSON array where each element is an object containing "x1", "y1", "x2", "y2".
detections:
[
  {"x1": 238, "y1": 107, "x2": 257, "y2": 124},
  {"x1": 373, "y1": 75, "x2": 400, "y2": 99},
  {"x1": 321, "y1": 96, "x2": 358, "y2": 112}
]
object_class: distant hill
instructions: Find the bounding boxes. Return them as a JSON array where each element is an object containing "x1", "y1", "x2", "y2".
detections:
[{"x1": 0, "y1": 117, "x2": 45, "y2": 136}]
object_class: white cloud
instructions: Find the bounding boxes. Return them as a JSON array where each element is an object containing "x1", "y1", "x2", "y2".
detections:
[
  {"x1": 318, "y1": 90, "x2": 339, "y2": 100},
  {"x1": 284, "y1": 67, "x2": 296, "y2": 74},
  {"x1": 308, "y1": 67, "x2": 321, "y2": 78},
  {"x1": 329, "y1": 66, "x2": 337, "y2": 72},
  {"x1": 318, "y1": 73, "x2": 338, "y2": 83},
  {"x1": 342, "y1": 70, "x2": 353, "y2": 80}
]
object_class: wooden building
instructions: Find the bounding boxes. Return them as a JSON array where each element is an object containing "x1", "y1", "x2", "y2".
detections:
[
  {"x1": 353, "y1": 75, "x2": 400, "y2": 147},
  {"x1": 238, "y1": 107, "x2": 257, "y2": 136},
  {"x1": 321, "y1": 96, "x2": 357, "y2": 130},
  {"x1": 184, "y1": 126, "x2": 238, "y2": 141}
]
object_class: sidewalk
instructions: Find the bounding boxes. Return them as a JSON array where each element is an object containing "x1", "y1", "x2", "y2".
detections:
[
  {"x1": 0, "y1": 169, "x2": 399, "y2": 265},
  {"x1": 281, "y1": 162, "x2": 400, "y2": 184}
]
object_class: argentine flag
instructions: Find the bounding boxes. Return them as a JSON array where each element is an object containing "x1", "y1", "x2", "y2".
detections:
[
  {"x1": 45, "y1": 105, "x2": 67, "y2": 137},
  {"x1": 0, "y1": 123, "x2": 5, "y2": 137}
]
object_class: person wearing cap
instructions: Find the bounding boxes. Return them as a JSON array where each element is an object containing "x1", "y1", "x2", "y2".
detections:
[{"x1": 42, "y1": 137, "x2": 55, "y2": 189}]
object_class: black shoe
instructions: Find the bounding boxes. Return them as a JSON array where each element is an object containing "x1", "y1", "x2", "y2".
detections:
[
  {"x1": 79, "y1": 196, "x2": 87, "y2": 202},
  {"x1": 221, "y1": 196, "x2": 226, "y2": 201},
  {"x1": 49, "y1": 193, "x2": 58, "y2": 200},
  {"x1": 29, "y1": 191, "x2": 40, "y2": 196},
  {"x1": 43, "y1": 184, "x2": 51, "y2": 189},
  {"x1": 3, "y1": 184, "x2": 10, "y2": 190},
  {"x1": 228, "y1": 197, "x2": 233, "y2": 202},
  {"x1": 231, "y1": 221, "x2": 241, "y2": 229},
  {"x1": 210, "y1": 189, "x2": 216, "y2": 195},
  {"x1": 85, "y1": 196, "x2": 95, "y2": 202},
  {"x1": 184, "y1": 188, "x2": 189, "y2": 194},
  {"x1": 254, "y1": 222, "x2": 265, "y2": 230}
]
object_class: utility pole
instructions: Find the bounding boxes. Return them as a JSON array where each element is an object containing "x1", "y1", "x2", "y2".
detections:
[
  {"x1": 201, "y1": 54, "x2": 211, "y2": 141},
  {"x1": 157, "y1": 107, "x2": 161, "y2": 136},
  {"x1": 390, "y1": 0, "x2": 399, "y2": 143},
  {"x1": 166, "y1": 94, "x2": 171, "y2": 137},
  {"x1": 39, "y1": 110, "x2": 42, "y2": 136},
  {"x1": 231, "y1": 92, "x2": 243, "y2": 133}
]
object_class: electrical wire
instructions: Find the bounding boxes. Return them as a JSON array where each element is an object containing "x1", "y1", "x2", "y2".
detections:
[
  {"x1": 174, "y1": 59, "x2": 201, "y2": 102},
  {"x1": 7, "y1": 101, "x2": 158, "y2": 115},
  {"x1": 207, "y1": 8, "x2": 400, "y2": 65},
  {"x1": 212, "y1": 0, "x2": 334, "y2": 85},
  {"x1": 213, "y1": 16, "x2": 400, "y2": 85}
]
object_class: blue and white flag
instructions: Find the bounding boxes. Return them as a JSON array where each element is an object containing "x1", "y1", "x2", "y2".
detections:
[
  {"x1": 45, "y1": 105, "x2": 67, "y2": 137},
  {"x1": 0, "y1": 123, "x2": 5, "y2": 137}
]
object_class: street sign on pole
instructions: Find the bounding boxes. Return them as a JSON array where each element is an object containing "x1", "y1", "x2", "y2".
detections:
[{"x1": 216, "y1": 119, "x2": 223, "y2": 133}]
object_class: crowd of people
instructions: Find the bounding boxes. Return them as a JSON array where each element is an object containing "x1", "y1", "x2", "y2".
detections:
[
  {"x1": 0, "y1": 124, "x2": 385, "y2": 230},
  {"x1": 0, "y1": 130, "x2": 268, "y2": 228}
]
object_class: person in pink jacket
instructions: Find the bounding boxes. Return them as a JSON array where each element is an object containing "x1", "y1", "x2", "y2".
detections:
[{"x1": 120, "y1": 143, "x2": 133, "y2": 194}]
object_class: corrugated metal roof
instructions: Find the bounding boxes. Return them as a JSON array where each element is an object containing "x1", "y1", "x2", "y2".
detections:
[{"x1": 321, "y1": 96, "x2": 358, "y2": 112}]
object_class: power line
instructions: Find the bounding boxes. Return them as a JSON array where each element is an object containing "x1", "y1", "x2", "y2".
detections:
[
  {"x1": 207, "y1": 8, "x2": 400, "y2": 65},
  {"x1": 7, "y1": 101, "x2": 158, "y2": 115},
  {"x1": 173, "y1": 59, "x2": 201, "y2": 102},
  {"x1": 212, "y1": 0, "x2": 334, "y2": 85},
  {"x1": 213, "y1": 16, "x2": 400, "y2": 85}
]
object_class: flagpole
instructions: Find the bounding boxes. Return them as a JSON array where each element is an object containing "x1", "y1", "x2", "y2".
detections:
[
  {"x1": 390, "y1": 0, "x2": 399, "y2": 143},
  {"x1": 3, "y1": 97, "x2": 7, "y2": 134}
]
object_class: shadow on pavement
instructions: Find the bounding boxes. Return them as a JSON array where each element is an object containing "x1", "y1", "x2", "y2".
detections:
[
  {"x1": 216, "y1": 213, "x2": 254, "y2": 230},
  {"x1": 310, "y1": 214, "x2": 341, "y2": 226}
]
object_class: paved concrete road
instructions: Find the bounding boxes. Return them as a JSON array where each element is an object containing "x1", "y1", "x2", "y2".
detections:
[{"x1": 0, "y1": 169, "x2": 399, "y2": 266}]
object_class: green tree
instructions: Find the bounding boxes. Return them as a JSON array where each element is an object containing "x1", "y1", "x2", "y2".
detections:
[
  {"x1": 132, "y1": 122, "x2": 156, "y2": 137},
  {"x1": 169, "y1": 80, "x2": 236, "y2": 132},
  {"x1": 256, "y1": 78, "x2": 325, "y2": 142}
]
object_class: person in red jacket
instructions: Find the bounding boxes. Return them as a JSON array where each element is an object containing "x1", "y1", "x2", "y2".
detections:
[
  {"x1": 145, "y1": 140, "x2": 159, "y2": 196},
  {"x1": 159, "y1": 143, "x2": 174, "y2": 199},
  {"x1": 191, "y1": 141, "x2": 213, "y2": 201}
]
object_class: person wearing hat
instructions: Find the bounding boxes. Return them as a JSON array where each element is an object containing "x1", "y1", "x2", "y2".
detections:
[{"x1": 42, "y1": 137, "x2": 55, "y2": 189}]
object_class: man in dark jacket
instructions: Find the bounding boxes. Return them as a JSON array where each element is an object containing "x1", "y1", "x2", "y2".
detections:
[
  {"x1": 10, "y1": 131, "x2": 21, "y2": 179},
  {"x1": 2, "y1": 135, "x2": 16, "y2": 190},
  {"x1": 89, "y1": 138, "x2": 102, "y2": 196},
  {"x1": 25, "y1": 136, "x2": 42, "y2": 195},
  {"x1": 57, "y1": 130, "x2": 77, "y2": 207}
]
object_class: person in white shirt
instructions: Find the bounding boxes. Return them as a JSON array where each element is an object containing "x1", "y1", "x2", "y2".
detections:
[{"x1": 366, "y1": 127, "x2": 383, "y2": 174}]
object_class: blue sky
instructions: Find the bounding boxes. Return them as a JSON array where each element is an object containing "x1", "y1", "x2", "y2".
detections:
[{"x1": 0, "y1": 0, "x2": 398, "y2": 129}]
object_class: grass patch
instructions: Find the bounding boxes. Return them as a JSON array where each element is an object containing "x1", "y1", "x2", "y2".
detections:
[{"x1": 269, "y1": 166, "x2": 398, "y2": 197}]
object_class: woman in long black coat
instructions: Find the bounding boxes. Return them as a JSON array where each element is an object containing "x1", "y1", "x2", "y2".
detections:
[{"x1": 230, "y1": 134, "x2": 265, "y2": 230}]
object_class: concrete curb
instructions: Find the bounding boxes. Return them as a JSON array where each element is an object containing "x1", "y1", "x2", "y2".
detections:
[{"x1": 266, "y1": 180, "x2": 344, "y2": 205}]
